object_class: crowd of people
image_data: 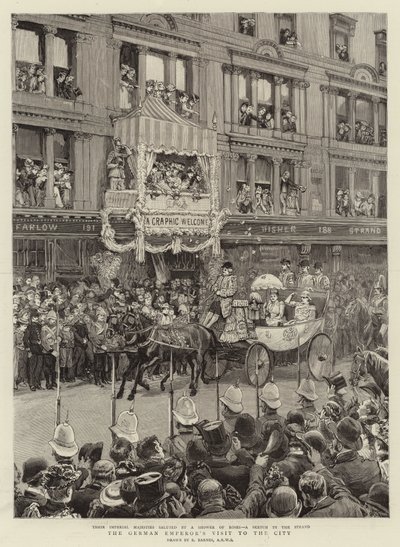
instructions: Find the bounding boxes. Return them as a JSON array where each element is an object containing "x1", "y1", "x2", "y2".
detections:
[
  {"x1": 147, "y1": 160, "x2": 205, "y2": 200},
  {"x1": 15, "y1": 160, "x2": 73, "y2": 209},
  {"x1": 355, "y1": 120, "x2": 375, "y2": 145},
  {"x1": 279, "y1": 28, "x2": 301, "y2": 47},
  {"x1": 16, "y1": 64, "x2": 46, "y2": 93},
  {"x1": 14, "y1": 371, "x2": 389, "y2": 518},
  {"x1": 13, "y1": 274, "x2": 201, "y2": 391}
]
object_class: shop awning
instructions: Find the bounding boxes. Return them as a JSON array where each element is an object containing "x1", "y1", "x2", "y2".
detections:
[{"x1": 114, "y1": 96, "x2": 217, "y2": 156}]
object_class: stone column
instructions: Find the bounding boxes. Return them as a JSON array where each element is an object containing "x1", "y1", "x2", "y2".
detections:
[
  {"x1": 246, "y1": 154, "x2": 257, "y2": 200},
  {"x1": 272, "y1": 158, "x2": 282, "y2": 215},
  {"x1": 348, "y1": 92, "x2": 358, "y2": 142},
  {"x1": 250, "y1": 71, "x2": 261, "y2": 127},
  {"x1": 44, "y1": 25, "x2": 57, "y2": 97},
  {"x1": 320, "y1": 85, "x2": 330, "y2": 138},
  {"x1": 167, "y1": 52, "x2": 177, "y2": 87},
  {"x1": 292, "y1": 80, "x2": 301, "y2": 130},
  {"x1": 222, "y1": 65, "x2": 232, "y2": 130},
  {"x1": 273, "y1": 76, "x2": 284, "y2": 133},
  {"x1": 329, "y1": 163, "x2": 336, "y2": 216},
  {"x1": 331, "y1": 245, "x2": 342, "y2": 273},
  {"x1": 231, "y1": 67, "x2": 241, "y2": 131},
  {"x1": 197, "y1": 58, "x2": 209, "y2": 125},
  {"x1": 136, "y1": 45, "x2": 148, "y2": 102},
  {"x1": 230, "y1": 153, "x2": 240, "y2": 210},
  {"x1": 328, "y1": 87, "x2": 339, "y2": 140},
  {"x1": 12, "y1": 16, "x2": 18, "y2": 91},
  {"x1": 300, "y1": 160, "x2": 310, "y2": 215},
  {"x1": 72, "y1": 132, "x2": 85, "y2": 210},
  {"x1": 371, "y1": 170, "x2": 380, "y2": 215},
  {"x1": 299, "y1": 81, "x2": 310, "y2": 134},
  {"x1": 44, "y1": 128, "x2": 56, "y2": 208},
  {"x1": 221, "y1": 152, "x2": 232, "y2": 209},
  {"x1": 12, "y1": 124, "x2": 18, "y2": 204},
  {"x1": 348, "y1": 167, "x2": 356, "y2": 204},
  {"x1": 372, "y1": 97, "x2": 380, "y2": 146},
  {"x1": 106, "y1": 38, "x2": 122, "y2": 110},
  {"x1": 75, "y1": 33, "x2": 94, "y2": 102}
]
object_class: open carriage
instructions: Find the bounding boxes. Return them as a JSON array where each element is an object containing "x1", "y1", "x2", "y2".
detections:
[{"x1": 202, "y1": 284, "x2": 334, "y2": 388}]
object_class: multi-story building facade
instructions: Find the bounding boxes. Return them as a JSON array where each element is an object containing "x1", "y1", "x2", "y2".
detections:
[{"x1": 12, "y1": 12, "x2": 387, "y2": 286}]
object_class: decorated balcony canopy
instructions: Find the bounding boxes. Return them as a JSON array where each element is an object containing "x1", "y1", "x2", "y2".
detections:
[{"x1": 102, "y1": 95, "x2": 228, "y2": 263}]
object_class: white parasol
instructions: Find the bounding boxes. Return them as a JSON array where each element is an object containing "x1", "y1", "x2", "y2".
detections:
[{"x1": 251, "y1": 274, "x2": 283, "y2": 291}]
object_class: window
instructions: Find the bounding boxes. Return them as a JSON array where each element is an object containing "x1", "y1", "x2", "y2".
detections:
[
  {"x1": 355, "y1": 98, "x2": 374, "y2": 145},
  {"x1": 375, "y1": 30, "x2": 387, "y2": 76},
  {"x1": 56, "y1": 239, "x2": 82, "y2": 271},
  {"x1": 54, "y1": 36, "x2": 69, "y2": 68},
  {"x1": 255, "y1": 158, "x2": 272, "y2": 184},
  {"x1": 236, "y1": 156, "x2": 252, "y2": 214},
  {"x1": 335, "y1": 166, "x2": 349, "y2": 217},
  {"x1": 54, "y1": 131, "x2": 70, "y2": 166},
  {"x1": 255, "y1": 158, "x2": 274, "y2": 215},
  {"x1": 377, "y1": 171, "x2": 387, "y2": 218},
  {"x1": 239, "y1": 73, "x2": 250, "y2": 101},
  {"x1": 120, "y1": 43, "x2": 138, "y2": 70},
  {"x1": 16, "y1": 126, "x2": 43, "y2": 162},
  {"x1": 13, "y1": 239, "x2": 25, "y2": 268},
  {"x1": 257, "y1": 76, "x2": 274, "y2": 128},
  {"x1": 120, "y1": 43, "x2": 138, "y2": 110},
  {"x1": 238, "y1": 13, "x2": 256, "y2": 37},
  {"x1": 336, "y1": 94, "x2": 351, "y2": 141},
  {"x1": 15, "y1": 27, "x2": 43, "y2": 64},
  {"x1": 379, "y1": 102, "x2": 387, "y2": 146},
  {"x1": 281, "y1": 80, "x2": 291, "y2": 109},
  {"x1": 146, "y1": 53, "x2": 166, "y2": 82},
  {"x1": 13, "y1": 239, "x2": 46, "y2": 270},
  {"x1": 330, "y1": 13, "x2": 357, "y2": 62},
  {"x1": 275, "y1": 13, "x2": 298, "y2": 46}
]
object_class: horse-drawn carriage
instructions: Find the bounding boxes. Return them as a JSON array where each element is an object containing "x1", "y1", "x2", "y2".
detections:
[{"x1": 202, "y1": 285, "x2": 335, "y2": 389}]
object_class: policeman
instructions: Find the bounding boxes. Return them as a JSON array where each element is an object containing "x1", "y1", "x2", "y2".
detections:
[{"x1": 163, "y1": 394, "x2": 199, "y2": 459}]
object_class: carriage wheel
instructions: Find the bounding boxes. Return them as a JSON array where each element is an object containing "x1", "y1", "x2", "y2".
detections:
[
  {"x1": 307, "y1": 333, "x2": 334, "y2": 381},
  {"x1": 245, "y1": 342, "x2": 273, "y2": 387},
  {"x1": 202, "y1": 350, "x2": 228, "y2": 381}
]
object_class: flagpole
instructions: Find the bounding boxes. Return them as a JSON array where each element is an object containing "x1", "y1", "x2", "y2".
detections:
[
  {"x1": 169, "y1": 350, "x2": 174, "y2": 438},
  {"x1": 111, "y1": 353, "x2": 116, "y2": 427},
  {"x1": 55, "y1": 302, "x2": 61, "y2": 428},
  {"x1": 216, "y1": 352, "x2": 220, "y2": 420}
]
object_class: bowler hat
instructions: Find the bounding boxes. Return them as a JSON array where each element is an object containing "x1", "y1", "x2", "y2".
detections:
[
  {"x1": 135, "y1": 472, "x2": 165, "y2": 503},
  {"x1": 186, "y1": 439, "x2": 208, "y2": 463},
  {"x1": 296, "y1": 430, "x2": 327, "y2": 454},
  {"x1": 299, "y1": 259, "x2": 310, "y2": 268},
  {"x1": 360, "y1": 483, "x2": 389, "y2": 516},
  {"x1": 266, "y1": 486, "x2": 302, "y2": 518},
  {"x1": 22, "y1": 457, "x2": 48, "y2": 484},
  {"x1": 280, "y1": 258, "x2": 291, "y2": 265},
  {"x1": 198, "y1": 421, "x2": 231, "y2": 456},
  {"x1": 234, "y1": 413, "x2": 264, "y2": 450},
  {"x1": 314, "y1": 261, "x2": 323, "y2": 270},
  {"x1": 222, "y1": 261, "x2": 233, "y2": 270},
  {"x1": 336, "y1": 417, "x2": 363, "y2": 450}
]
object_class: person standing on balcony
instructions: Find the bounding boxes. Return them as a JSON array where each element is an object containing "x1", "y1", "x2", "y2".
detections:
[{"x1": 106, "y1": 138, "x2": 133, "y2": 191}]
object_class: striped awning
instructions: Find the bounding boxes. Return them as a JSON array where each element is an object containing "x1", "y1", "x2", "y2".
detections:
[{"x1": 114, "y1": 96, "x2": 217, "y2": 156}]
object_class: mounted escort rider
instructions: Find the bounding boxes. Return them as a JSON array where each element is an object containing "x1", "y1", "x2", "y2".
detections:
[{"x1": 202, "y1": 262, "x2": 237, "y2": 331}]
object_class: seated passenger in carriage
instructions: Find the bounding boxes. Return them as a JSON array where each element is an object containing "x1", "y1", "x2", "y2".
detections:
[
  {"x1": 264, "y1": 289, "x2": 286, "y2": 326},
  {"x1": 284, "y1": 290, "x2": 316, "y2": 324}
]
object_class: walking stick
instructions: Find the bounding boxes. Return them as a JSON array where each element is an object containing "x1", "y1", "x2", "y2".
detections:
[
  {"x1": 111, "y1": 353, "x2": 116, "y2": 427},
  {"x1": 297, "y1": 333, "x2": 301, "y2": 388},
  {"x1": 255, "y1": 354, "x2": 260, "y2": 419},
  {"x1": 169, "y1": 350, "x2": 174, "y2": 439},
  {"x1": 55, "y1": 302, "x2": 61, "y2": 427},
  {"x1": 216, "y1": 352, "x2": 220, "y2": 420}
]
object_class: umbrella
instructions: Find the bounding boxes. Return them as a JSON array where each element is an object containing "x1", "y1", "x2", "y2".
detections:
[{"x1": 251, "y1": 274, "x2": 283, "y2": 291}]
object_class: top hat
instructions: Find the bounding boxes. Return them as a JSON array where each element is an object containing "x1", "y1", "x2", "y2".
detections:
[
  {"x1": 299, "y1": 259, "x2": 310, "y2": 268},
  {"x1": 296, "y1": 378, "x2": 318, "y2": 401},
  {"x1": 135, "y1": 472, "x2": 165, "y2": 503},
  {"x1": 222, "y1": 261, "x2": 233, "y2": 270},
  {"x1": 280, "y1": 258, "x2": 291, "y2": 265},
  {"x1": 266, "y1": 486, "x2": 302, "y2": 518},
  {"x1": 234, "y1": 413, "x2": 264, "y2": 450},
  {"x1": 323, "y1": 372, "x2": 347, "y2": 393},
  {"x1": 100, "y1": 480, "x2": 124, "y2": 507},
  {"x1": 22, "y1": 457, "x2": 48, "y2": 484},
  {"x1": 197, "y1": 421, "x2": 231, "y2": 456},
  {"x1": 49, "y1": 422, "x2": 78, "y2": 458},
  {"x1": 336, "y1": 417, "x2": 363, "y2": 451},
  {"x1": 360, "y1": 483, "x2": 389, "y2": 516},
  {"x1": 219, "y1": 384, "x2": 243, "y2": 414},
  {"x1": 172, "y1": 395, "x2": 199, "y2": 426},
  {"x1": 259, "y1": 382, "x2": 281, "y2": 409},
  {"x1": 314, "y1": 261, "x2": 323, "y2": 270},
  {"x1": 110, "y1": 410, "x2": 139, "y2": 444}
]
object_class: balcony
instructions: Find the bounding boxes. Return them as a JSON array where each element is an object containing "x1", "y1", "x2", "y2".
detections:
[{"x1": 104, "y1": 190, "x2": 211, "y2": 212}]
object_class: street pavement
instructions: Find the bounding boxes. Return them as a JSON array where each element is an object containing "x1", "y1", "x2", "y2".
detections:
[{"x1": 14, "y1": 356, "x2": 353, "y2": 470}]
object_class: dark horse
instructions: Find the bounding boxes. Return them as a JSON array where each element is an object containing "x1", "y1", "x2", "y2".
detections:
[
  {"x1": 117, "y1": 316, "x2": 218, "y2": 400},
  {"x1": 350, "y1": 347, "x2": 389, "y2": 397},
  {"x1": 116, "y1": 311, "x2": 155, "y2": 401}
]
